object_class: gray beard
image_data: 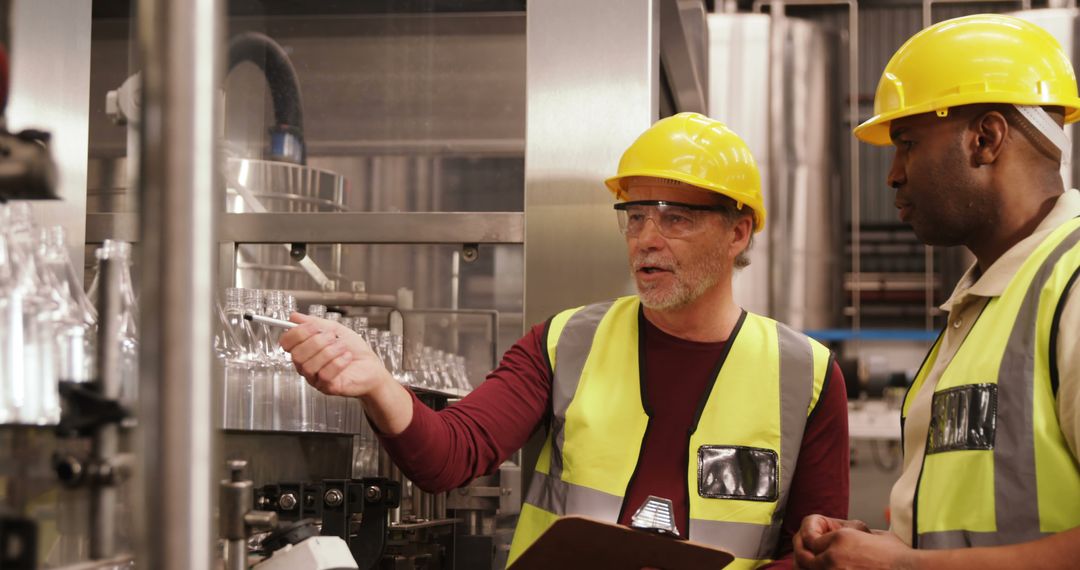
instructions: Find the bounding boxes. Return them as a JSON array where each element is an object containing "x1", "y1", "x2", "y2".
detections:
[{"x1": 635, "y1": 262, "x2": 723, "y2": 310}]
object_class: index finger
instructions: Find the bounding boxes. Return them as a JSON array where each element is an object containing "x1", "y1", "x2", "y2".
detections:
[{"x1": 280, "y1": 319, "x2": 323, "y2": 351}]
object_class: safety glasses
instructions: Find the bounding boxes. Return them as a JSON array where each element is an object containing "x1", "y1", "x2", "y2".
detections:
[{"x1": 614, "y1": 200, "x2": 731, "y2": 239}]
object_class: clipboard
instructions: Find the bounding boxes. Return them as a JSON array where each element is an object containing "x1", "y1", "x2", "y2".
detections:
[{"x1": 508, "y1": 516, "x2": 735, "y2": 570}]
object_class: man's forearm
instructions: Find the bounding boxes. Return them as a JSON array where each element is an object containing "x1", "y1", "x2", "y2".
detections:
[
  {"x1": 360, "y1": 375, "x2": 415, "y2": 435},
  {"x1": 911, "y1": 527, "x2": 1080, "y2": 570}
]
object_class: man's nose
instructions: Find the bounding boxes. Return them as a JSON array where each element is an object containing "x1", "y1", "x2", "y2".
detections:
[
  {"x1": 636, "y1": 216, "x2": 665, "y2": 244},
  {"x1": 887, "y1": 151, "x2": 907, "y2": 189}
]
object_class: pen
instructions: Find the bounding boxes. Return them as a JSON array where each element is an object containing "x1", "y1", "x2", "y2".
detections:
[{"x1": 243, "y1": 313, "x2": 298, "y2": 329}]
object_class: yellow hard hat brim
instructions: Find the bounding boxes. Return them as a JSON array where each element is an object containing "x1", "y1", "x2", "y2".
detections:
[{"x1": 855, "y1": 94, "x2": 1080, "y2": 146}]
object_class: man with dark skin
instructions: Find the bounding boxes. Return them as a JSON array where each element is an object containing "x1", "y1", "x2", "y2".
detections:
[{"x1": 795, "y1": 14, "x2": 1080, "y2": 570}]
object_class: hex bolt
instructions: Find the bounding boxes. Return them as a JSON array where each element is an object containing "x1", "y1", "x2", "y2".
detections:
[
  {"x1": 278, "y1": 493, "x2": 298, "y2": 511},
  {"x1": 227, "y1": 459, "x2": 247, "y2": 482},
  {"x1": 461, "y1": 244, "x2": 480, "y2": 263},
  {"x1": 324, "y1": 488, "x2": 344, "y2": 507},
  {"x1": 365, "y1": 486, "x2": 382, "y2": 502}
]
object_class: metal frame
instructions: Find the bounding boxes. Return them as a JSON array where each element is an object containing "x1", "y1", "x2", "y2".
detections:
[
  {"x1": 660, "y1": 0, "x2": 709, "y2": 113},
  {"x1": 88, "y1": 210, "x2": 525, "y2": 294},
  {"x1": 134, "y1": 0, "x2": 222, "y2": 568},
  {"x1": 86, "y1": 212, "x2": 524, "y2": 244}
]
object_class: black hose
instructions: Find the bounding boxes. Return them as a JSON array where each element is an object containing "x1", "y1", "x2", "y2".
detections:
[{"x1": 227, "y1": 32, "x2": 306, "y2": 164}]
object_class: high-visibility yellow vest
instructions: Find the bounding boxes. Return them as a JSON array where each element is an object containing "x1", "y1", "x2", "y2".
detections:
[
  {"x1": 902, "y1": 217, "x2": 1080, "y2": 548},
  {"x1": 507, "y1": 296, "x2": 831, "y2": 569}
]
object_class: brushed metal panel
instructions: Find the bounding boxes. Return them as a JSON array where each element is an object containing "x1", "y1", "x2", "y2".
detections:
[
  {"x1": 6, "y1": 0, "x2": 92, "y2": 284},
  {"x1": 524, "y1": 0, "x2": 659, "y2": 328},
  {"x1": 135, "y1": 0, "x2": 222, "y2": 568},
  {"x1": 707, "y1": 13, "x2": 771, "y2": 316}
]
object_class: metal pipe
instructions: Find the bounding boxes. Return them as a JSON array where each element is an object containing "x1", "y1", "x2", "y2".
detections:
[
  {"x1": 226, "y1": 32, "x2": 306, "y2": 164},
  {"x1": 422, "y1": 491, "x2": 434, "y2": 522},
  {"x1": 755, "y1": 0, "x2": 858, "y2": 336},
  {"x1": 466, "y1": 511, "x2": 480, "y2": 536},
  {"x1": 135, "y1": 0, "x2": 222, "y2": 568},
  {"x1": 225, "y1": 542, "x2": 246, "y2": 570},
  {"x1": 91, "y1": 256, "x2": 121, "y2": 559},
  {"x1": 923, "y1": 0, "x2": 1030, "y2": 28},
  {"x1": 434, "y1": 492, "x2": 446, "y2": 520}
]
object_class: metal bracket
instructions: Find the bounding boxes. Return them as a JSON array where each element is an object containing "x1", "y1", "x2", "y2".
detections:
[{"x1": 56, "y1": 381, "x2": 128, "y2": 438}]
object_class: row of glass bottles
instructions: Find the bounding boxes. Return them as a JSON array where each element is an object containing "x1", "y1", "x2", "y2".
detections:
[
  {"x1": 217, "y1": 290, "x2": 475, "y2": 433},
  {"x1": 0, "y1": 202, "x2": 138, "y2": 425},
  {"x1": 217, "y1": 287, "x2": 353, "y2": 432}
]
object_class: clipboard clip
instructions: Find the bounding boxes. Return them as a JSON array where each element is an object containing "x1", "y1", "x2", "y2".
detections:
[{"x1": 630, "y1": 495, "x2": 682, "y2": 539}]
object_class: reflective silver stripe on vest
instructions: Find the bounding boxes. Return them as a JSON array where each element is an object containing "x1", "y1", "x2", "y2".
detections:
[
  {"x1": 524, "y1": 470, "x2": 624, "y2": 520},
  {"x1": 524, "y1": 470, "x2": 780, "y2": 561},
  {"x1": 688, "y1": 518, "x2": 783, "y2": 560},
  {"x1": 772, "y1": 324, "x2": 816, "y2": 539},
  {"x1": 917, "y1": 223, "x2": 1080, "y2": 548},
  {"x1": 548, "y1": 300, "x2": 616, "y2": 480},
  {"x1": 919, "y1": 529, "x2": 1055, "y2": 549}
]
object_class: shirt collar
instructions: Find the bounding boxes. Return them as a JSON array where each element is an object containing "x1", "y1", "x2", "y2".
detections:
[{"x1": 940, "y1": 189, "x2": 1080, "y2": 312}]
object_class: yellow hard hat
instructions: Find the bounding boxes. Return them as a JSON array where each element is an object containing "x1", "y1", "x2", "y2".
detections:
[
  {"x1": 605, "y1": 112, "x2": 766, "y2": 232},
  {"x1": 855, "y1": 13, "x2": 1080, "y2": 146}
]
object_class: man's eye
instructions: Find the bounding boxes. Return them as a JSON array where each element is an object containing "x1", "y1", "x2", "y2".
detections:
[{"x1": 662, "y1": 212, "x2": 693, "y2": 226}]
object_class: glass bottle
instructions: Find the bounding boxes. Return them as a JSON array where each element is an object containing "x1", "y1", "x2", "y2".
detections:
[
  {"x1": 220, "y1": 288, "x2": 254, "y2": 429},
  {"x1": 0, "y1": 230, "x2": 15, "y2": 423},
  {"x1": 91, "y1": 241, "x2": 139, "y2": 422},
  {"x1": 454, "y1": 355, "x2": 471, "y2": 393},
  {"x1": 244, "y1": 289, "x2": 274, "y2": 430},
  {"x1": 3, "y1": 203, "x2": 62, "y2": 424},
  {"x1": 434, "y1": 349, "x2": 455, "y2": 391},
  {"x1": 265, "y1": 290, "x2": 293, "y2": 431},
  {"x1": 40, "y1": 226, "x2": 97, "y2": 385},
  {"x1": 303, "y1": 303, "x2": 327, "y2": 431}
]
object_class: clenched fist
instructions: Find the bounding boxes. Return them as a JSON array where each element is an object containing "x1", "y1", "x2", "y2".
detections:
[{"x1": 279, "y1": 312, "x2": 394, "y2": 398}]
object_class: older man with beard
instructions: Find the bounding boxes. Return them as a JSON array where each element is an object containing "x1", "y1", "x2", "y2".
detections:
[{"x1": 281, "y1": 113, "x2": 849, "y2": 569}]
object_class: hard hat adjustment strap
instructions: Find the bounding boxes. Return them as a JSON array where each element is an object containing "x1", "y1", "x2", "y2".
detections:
[{"x1": 1014, "y1": 104, "x2": 1071, "y2": 165}]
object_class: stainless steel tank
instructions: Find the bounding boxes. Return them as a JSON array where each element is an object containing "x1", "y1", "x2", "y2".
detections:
[
  {"x1": 708, "y1": 13, "x2": 840, "y2": 330},
  {"x1": 225, "y1": 157, "x2": 349, "y2": 291},
  {"x1": 87, "y1": 156, "x2": 350, "y2": 291}
]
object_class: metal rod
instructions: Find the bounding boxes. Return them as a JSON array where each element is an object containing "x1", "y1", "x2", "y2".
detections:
[
  {"x1": 91, "y1": 256, "x2": 121, "y2": 560},
  {"x1": 850, "y1": 2, "x2": 861, "y2": 339},
  {"x1": 283, "y1": 289, "x2": 399, "y2": 308},
  {"x1": 135, "y1": 0, "x2": 222, "y2": 568},
  {"x1": 922, "y1": 0, "x2": 1030, "y2": 28},
  {"x1": 225, "y1": 541, "x2": 246, "y2": 570},
  {"x1": 434, "y1": 492, "x2": 446, "y2": 520}
]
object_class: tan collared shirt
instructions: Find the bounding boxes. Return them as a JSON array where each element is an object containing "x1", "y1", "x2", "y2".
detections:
[{"x1": 889, "y1": 189, "x2": 1080, "y2": 546}]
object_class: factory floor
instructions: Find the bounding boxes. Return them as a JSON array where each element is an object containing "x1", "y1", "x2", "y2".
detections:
[{"x1": 848, "y1": 439, "x2": 904, "y2": 530}]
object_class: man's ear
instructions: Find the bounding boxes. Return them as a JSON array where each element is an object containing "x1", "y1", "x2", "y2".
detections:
[
  {"x1": 729, "y1": 214, "x2": 753, "y2": 252},
  {"x1": 970, "y1": 110, "x2": 1008, "y2": 166}
]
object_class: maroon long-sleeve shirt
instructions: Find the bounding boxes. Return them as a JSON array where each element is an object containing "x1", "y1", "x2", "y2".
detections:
[{"x1": 380, "y1": 314, "x2": 849, "y2": 568}]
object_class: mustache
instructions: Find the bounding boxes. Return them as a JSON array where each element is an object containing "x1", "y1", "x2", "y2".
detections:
[{"x1": 632, "y1": 254, "x2": 677, "y2": 271}]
